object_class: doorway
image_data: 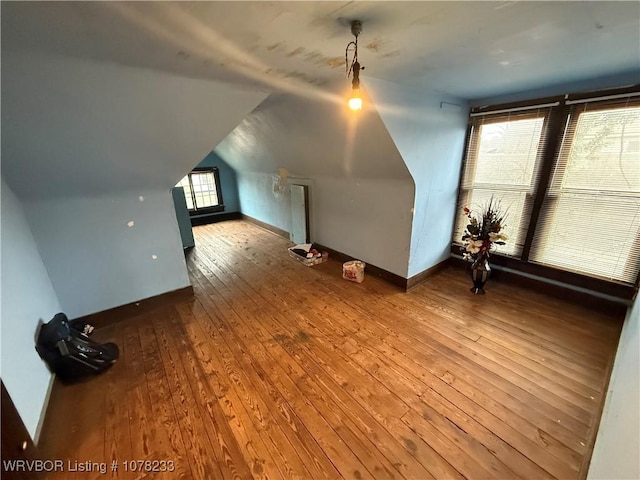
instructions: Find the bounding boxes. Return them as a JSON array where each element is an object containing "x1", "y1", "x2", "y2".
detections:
[{"x1": 289, "y1": 184, "x2": 310, "y2": 245}]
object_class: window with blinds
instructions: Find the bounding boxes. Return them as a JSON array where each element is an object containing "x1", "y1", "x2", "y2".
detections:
[
  {"x1": 454, "y1": 107, "x2": 552, "y2": 258},
  {"x1": 530, "y1": 96, "x2": 640, "y2": 284}
]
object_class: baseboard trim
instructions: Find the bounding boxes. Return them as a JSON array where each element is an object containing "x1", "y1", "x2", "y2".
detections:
[
  {"x1": 406, "y1": 258, "x2": 451, "y2": 291},
  {"x1": 71, "y1": 286, "x2": 194, "y2": 330},
  {"x1": 238, "y1": 216, "x2": 436, "y2": 292},
  {"x1": 450, "y1": 255, "x2": 628, "y2": 316},
  {"x1": 191, "y1": 211, "x2": 241, "y2": 226},
  {"x1": 313, "y1": 243, "x2": 407, "y2": 291},
  {"x1": 34, "y1": 373, "x2": 56, "y2": 446},
  {"x1": 240, "y1": 213, "x2": 290, "y2": 240}
]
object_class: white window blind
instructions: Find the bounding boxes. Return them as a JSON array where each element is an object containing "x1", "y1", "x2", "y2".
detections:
[
  {"x1": 454, "y1": 108, "x2": 552, "y2": 258},
  {"x1": 530, "y1": 97, "x2": 640, "y2": 284}
]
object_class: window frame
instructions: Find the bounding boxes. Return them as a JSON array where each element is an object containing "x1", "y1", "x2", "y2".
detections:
[
  {"x1": 456, "y1": 108, "x2": 553, "y2": 259},
  {"x1": 178, "y1": 167, "x2": 225, "y2": 216},
  {"x1": 529, "y1": 97, "x2": 640, "y2": 284},
  {"x1": 452, "y1": 85, "x2": 640, "y2": 299}
]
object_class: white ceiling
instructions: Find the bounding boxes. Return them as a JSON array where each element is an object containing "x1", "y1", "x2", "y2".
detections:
[{"x1": 2, "y1": 1, "x2": 639, "y2": 100}]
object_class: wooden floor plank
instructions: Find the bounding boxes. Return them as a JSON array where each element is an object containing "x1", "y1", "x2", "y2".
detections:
[
  {"x1": 102, "y1": 323, "x2": 133, "y2": 480},
  {"x1": 383, "y1": 284, "x2": 609, "y2": 389},
  {"x1": 38, "y1": 220, "x2": 624, "y2": 480},
  {"x1": 209, "y1": 230, "x2": 583, "y2": 476},
  {"x1": 420, "y1": 276, "x2": 615, "y2": 367},
  {"x1": 193, "y1": 236, "x2": 461, "y2": 480},
  {"x1": 180, "y1": 303, "x2": 318, "y2": 480},
  {"x1": 121, "y1": 322, "x2": 151, "y2": 462},
  {"x1": 188, "y1": 261, "x2": 405, "y2": 479},
  {"x1": 301, "y1": 269, "x2": 595, "y2": 439},
  {"x1": 202, "y1": 222, "x2": 616, "y2": 464},
  {"x1": 150, "y1": 307, "x2": 226, "y2": 480},
  {"x1": 193, "y1": 226, "x2": 590, "y2": 477},
  {"x1": 317, "y1": 276, "x2": 597, "y2": 431},
  {"x1": 185, "y1": 262, "x2": 377, "y2": 479},
  {"x1": 198, "y1": 227, "x2": 592, "y2": 456},
  {"x1": 137, "y1": 321, "x2": 192, "y2": 479},
  {"x1": 155, "y1": 306, "x2": 255, "y2": 480},
  {"x1": 182, "y1": 301, "x2": 343, "y2": 480}
]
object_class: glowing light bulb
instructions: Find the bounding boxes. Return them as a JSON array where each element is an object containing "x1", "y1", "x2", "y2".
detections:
[{"x1": 348, "y1": 96, "x2": 362, "y2": 111}]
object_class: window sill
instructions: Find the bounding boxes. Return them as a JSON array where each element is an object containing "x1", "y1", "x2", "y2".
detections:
[
  {"x1": 189, "y1": 205, "x2": 225, "y2": 216},
  {"x1": 450, "y1": 243, "x2": 637, "y2": 300}
]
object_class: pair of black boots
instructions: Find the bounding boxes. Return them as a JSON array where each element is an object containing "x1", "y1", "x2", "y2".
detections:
[{"x1": 35, "y1": 313, "x2": 119, "y2": 382}]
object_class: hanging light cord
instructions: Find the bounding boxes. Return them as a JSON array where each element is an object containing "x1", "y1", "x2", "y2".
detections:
[
  {"x1": 345, "y1": 20, "x2": 363, "y2": 80},
  {"x1": 345, "y1": 36, "x2": 358, "y2": 78}
]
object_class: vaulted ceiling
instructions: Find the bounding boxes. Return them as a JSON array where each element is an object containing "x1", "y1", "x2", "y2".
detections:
[{"x1": 3, "y1": 1, "x2": 639, "y2": 101}]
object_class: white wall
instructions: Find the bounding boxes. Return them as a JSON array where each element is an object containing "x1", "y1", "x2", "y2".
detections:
[
  {"x1": 1, "y1": 178, "x2": 61, "y2": 440},
  {"x1": 217, "y1": 85, "x2": 416, "y2": 277},
  {"x1": 366, "y1": 78, "x2": 469, "y2": 277},
  {"x1": 588, "y1": 297, "x2": 640, "y2": 480},
  {"x1": 25, "y1": 189, "x2": 189, "y2": 319}
]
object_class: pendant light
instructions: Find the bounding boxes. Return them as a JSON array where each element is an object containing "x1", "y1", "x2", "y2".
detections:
[{"x1": 345, "y1": 20, "x2": 364, "y2": 110}]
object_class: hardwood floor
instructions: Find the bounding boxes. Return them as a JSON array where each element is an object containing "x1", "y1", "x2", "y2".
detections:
[{"x1": 39, "y1": 220, "x2": 624, "y2": 479}]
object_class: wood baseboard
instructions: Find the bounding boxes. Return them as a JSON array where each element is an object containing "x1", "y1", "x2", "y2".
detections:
[
  {"x1": 240, "y1": 213, "x2": 290, "y2": 239},
  {"x1": 450, "y1": 243, "x2": 636, "y2": 301},
  {"x1": 237, "y1": 216, "x2": 447, "y2": 292},
  {"x1": 406, "y1": 258, "x2": 451, "y2": 291},
  {"x1": 191, "y1": 211, "x2": 241, "y2": 226},
  {"x1": 34, "y1": 373, "x2": 56, "y2": 446},
  {"x1": 312, "y1": 243, "x2": 407, "y2": 291},
  {"x1": 450, "y1": 255, "x2": 628, "y2": 316},
  {"x1": 71, "y1": 286, "x2": 194, "y2": 330}
]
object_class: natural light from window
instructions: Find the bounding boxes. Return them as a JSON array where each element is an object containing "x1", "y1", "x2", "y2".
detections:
[
  {"x1": 175, "y1": 170, "x2": 221, "y2": 212},
  {"x1": 455, "y1": 116, "x2": 545, "y2": 257},
  {"x1": 531, "y1": 105, "x2": 640, "y2": 283}
]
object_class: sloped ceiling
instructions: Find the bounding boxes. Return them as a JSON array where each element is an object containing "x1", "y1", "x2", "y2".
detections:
[
  {"x1": 1, "y1": 51, "x2": 268, "y2": 200},
  {"x1": 2, "y1": 2, "x2": 638, "y2": 198},
  {"x1": 216, "y1": 84, "x2": 412, "y2": 180},
  {"x1": 2, "y1": 1, "x2": 639, "y2": 101}
]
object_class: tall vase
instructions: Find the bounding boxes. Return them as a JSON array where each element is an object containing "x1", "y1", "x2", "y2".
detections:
[{"x1": 470, "y1": 255, "x2": 491, "y2": 294}]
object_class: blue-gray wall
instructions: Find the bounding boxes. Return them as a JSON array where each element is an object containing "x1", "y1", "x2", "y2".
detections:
[
  {"x1": 1, "y1": 177, "x2": 61, "y2": 440},
  {"x1": 365, "y1": 78, "x2": 469, "y2": 277},
  {"x1": 2, "y1": 52, "x2": 268, "y2": 319},
  {"x1": 214, "y1": 80, "x2": 470, "y2": 279},
  {"x1": 0, "y1": 51, "x2": 268, "y2": 438},
  {"x1": 215, "y1": 84, "x2": 416, "y2": 277},
  {"x1": 25, "y1": 189, "x2": 191, "y2": 319}
]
